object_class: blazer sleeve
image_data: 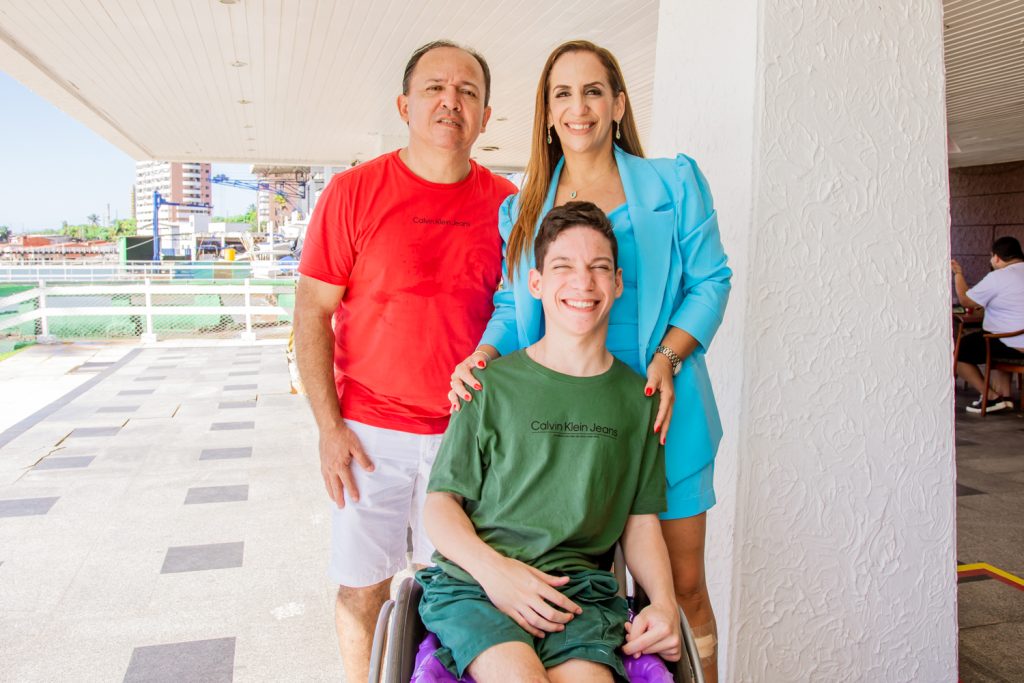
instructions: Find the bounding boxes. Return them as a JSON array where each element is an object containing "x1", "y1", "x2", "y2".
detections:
[
  {"x1": 478, "y1": 194, "x2": 521, "y2": 356},
  {"x1": 668, "y1": 154, "x2": 732, "y2": 351}
]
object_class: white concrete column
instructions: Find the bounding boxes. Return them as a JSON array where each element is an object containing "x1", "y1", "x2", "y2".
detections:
[{"x1": 650, "y1": 2, "x2": 956, "y2": 680}]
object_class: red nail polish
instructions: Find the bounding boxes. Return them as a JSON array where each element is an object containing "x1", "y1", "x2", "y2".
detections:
[
  {"x1": 474, "y1": 384, "x2": 482, "y2": 390},
  {"x1": 464, "y1": 394, "x2": 471, "y2": 400},
  {"x1": 645, "y1": 387, "x2": 653, "y2": 397},
  {"x1": 653, "y1": 424, "x2": 660, "y2": 433},
  {"x1": 477, "y1": 361, "x2": 486, "y2": 368},
  {"x1": 660, "y1": 436, "x2": 666, "y2": 445}
]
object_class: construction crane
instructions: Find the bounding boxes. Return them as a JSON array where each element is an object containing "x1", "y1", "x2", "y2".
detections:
[
  {"x1": 211, "y1": 173, "x2": 310, "y2": 257},
  {"x1": 210, "y1": 175, "x2": 307, "y2": 200},
  {"x1": 151, "y1": 190, "x2": 212, "y2": 260}
]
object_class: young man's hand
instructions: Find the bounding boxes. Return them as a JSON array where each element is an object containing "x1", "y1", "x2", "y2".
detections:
[
  {"x1": 318, "y1": 423, "x2": 374, "y2": 507},
  {"x1": 622, "y1": 601, "x2": 682, "y2": 661},
  {"x1": 476, "y1": 556, "x2": 582, "y2": 638}
]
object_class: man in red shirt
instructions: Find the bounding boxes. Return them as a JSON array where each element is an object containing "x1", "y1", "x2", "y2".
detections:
[{"x1": 294, "y1": 40, "x2": 516, "y2": 681}]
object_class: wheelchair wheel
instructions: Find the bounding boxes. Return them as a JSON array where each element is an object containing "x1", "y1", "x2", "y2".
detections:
[
  {"x1": 367, "y1": 598, "x2": 394, "y2": 683},
  {"x1": 381, "y1": 578, "x2": 426, "y2": 683}
]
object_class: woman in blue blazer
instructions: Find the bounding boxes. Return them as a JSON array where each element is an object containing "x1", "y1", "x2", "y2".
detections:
[{"x1": 448, "y1": 40, "x2": 731, "y2": 679}]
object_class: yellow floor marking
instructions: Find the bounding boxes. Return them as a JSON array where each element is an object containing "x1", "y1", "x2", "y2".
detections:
[{"x1": 957, "y1": 562, "x2": 1024, "y2": 589}]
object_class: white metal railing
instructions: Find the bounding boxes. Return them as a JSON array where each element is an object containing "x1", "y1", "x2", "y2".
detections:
[
  {"x1": 0, "y1": 279, "x2": 294, "y2": 343},
  {"x1": 0, "y1": 261, "x2": 298, "y2": 283}
]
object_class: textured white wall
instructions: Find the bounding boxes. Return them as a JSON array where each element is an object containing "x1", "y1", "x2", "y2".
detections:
[
  {"x1": 651, "y1": 2, "x2": 958, "y2": 681},
  {"x1": 649, "y1": 0, "x2": 759, "y2": 677}
]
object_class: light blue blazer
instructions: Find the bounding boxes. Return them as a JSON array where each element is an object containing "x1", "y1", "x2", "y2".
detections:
[{"x1": 479, "y1": 146, "x2": 732, "y2": 486}]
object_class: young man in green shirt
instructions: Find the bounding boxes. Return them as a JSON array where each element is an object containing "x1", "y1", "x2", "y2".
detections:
[{"x1": 417, "y1": 202, "x2": 682, "y2": 682}]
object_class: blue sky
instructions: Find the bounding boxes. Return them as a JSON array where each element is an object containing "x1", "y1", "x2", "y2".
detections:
[{"x1": 0, "y1": 72, "x2": 256, "y2": 232}]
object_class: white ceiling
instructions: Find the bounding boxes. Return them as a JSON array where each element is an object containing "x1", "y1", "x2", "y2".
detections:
[
  {"x1": 1, "y1": 1, "x2": 1021, "y2": 170},
  {"x1": 0, "y1": 0, "x2": 658, "y2": 170},
  {"x1": 944, "y1": 0, "x2": 1024, "y2": 168}
]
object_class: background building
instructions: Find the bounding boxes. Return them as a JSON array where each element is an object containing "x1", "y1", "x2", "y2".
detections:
[
  {"x1": 133, "y1": 161, "x2": 212, "y2": 224},
  {"x1": 252, "y1": 165, "x2": 309, "y2": 229}
]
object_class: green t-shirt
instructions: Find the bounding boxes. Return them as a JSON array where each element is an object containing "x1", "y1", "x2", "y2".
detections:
[{"x1": 428, "y1": 350, "x2": 666, "y2": 583}]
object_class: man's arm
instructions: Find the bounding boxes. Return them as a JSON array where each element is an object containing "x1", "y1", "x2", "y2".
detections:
[
  {"x1": 293, "y1": 274, "x2": 374, "y2": 507},
  {"x1": 423, "y1": 491, "x2": 582, "y2": 638},
  {"x1": 620, "y1": 513, "x2": 682, "y2": 661},
  {"x1": 951, "y1": 260, "x2": 980, "y2": 308}
]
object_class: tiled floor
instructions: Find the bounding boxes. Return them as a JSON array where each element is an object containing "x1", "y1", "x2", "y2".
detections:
[
  {"x1": 955, "y1": 389, "x2": 1024, "y2": 683},
  {"x1": 0, "y1": 344, "x2": 341, "y2": 681}
]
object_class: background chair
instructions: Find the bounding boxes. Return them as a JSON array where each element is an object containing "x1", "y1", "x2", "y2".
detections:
[{"x1": 980, "y1": 328, "x2": 1024, "y2": 416}]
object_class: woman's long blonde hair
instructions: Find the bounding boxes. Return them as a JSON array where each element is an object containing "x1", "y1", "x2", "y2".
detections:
[{"x1": 506, "y1": 40, "x2": 645, "y2": 279}]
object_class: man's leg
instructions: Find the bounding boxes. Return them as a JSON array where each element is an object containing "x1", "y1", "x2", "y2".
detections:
[
  {"x1": 335, "y1": 579, "x2": 391, "y2": 683},
  {"x1": 662, "y1": 513, "x2": 718, "y2": 683},
  {"x1": 956, "y1": 361, "x2": 1001, "y2": 399},
  {"x1": 467, "y1": 642, "x2": 548, "y2": 683},
  {"x1": 327, "y1": 421, "x2": 420, "y2": 681},
  {"x1": 990, "y1": 369, "x2": 1011, "y2": 398},
  {"x1": 547, "y1": 659, "x2": 614, "y2": 683}
]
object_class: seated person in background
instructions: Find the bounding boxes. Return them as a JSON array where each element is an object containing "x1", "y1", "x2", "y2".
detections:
[
  {"x1": 952, "y1": 236, "x2": 1024, "y2": 413},
  {"x1": 417, "y1": 202, "x2": 681, "y2": 683}
]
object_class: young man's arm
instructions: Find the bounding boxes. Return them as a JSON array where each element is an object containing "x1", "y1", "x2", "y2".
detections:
[
  {"x1": 293, "y1": 275, "x2": 374, "y2": 507},
  {"x1": 423, "y1": 491, "x2": 582, "y2": 638},
  {"x1": 620, "y1": 513, "x2": 683, "y2": 661}
]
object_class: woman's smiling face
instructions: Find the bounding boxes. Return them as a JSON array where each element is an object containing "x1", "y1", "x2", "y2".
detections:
[{"x1": 546, "y1": 50, "x2": 625, "y2": 156}]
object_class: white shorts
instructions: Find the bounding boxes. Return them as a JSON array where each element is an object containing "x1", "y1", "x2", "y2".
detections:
[{"x1": 328, "y1": 419, "x2": 443, "y2": 587}]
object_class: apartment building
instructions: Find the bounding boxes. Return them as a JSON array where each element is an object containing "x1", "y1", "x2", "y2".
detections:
[{"x1": 133, "y1": 161, "x2": 212, "y2": 223}]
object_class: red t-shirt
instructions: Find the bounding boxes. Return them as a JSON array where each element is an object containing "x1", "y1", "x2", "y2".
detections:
[{"x1": 299, "y1": 150, "x2": 516, "y2": 434}]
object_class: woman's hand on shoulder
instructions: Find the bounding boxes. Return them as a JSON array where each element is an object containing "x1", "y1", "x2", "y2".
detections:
[
  {"x1": 644, "y1": 355, "x2": 675, "y2": 445},
  {"x1": 448, "y1": 349, "x2": 492, "y2": 412}
]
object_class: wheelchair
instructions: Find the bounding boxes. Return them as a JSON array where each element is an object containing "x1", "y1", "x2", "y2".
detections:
[{"x1": 368, "y1": 546, "x2": 705, "y2": 683}]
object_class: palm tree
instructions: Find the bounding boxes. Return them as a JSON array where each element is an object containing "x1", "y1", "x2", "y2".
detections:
[{"x1": 87, "y1": 214, "x2": 100, "y2": 226}]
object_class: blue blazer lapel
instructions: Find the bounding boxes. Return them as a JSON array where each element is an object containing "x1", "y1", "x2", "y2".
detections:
[{"x1": 616, "y1": 148, "x2": 677, "y2": 359}]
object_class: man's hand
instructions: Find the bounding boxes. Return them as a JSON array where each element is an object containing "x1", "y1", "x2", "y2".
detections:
[
  {"x1": 476, "y1": 556, "x2": 582, "y2": 638},
  {"x1": 622, "y1": 602, "x2": 682, "y2": 661},
  {"x1": 644, "y1": 354, "x2": 676, "y2": 445},
  {"x1": 951, "y1": 259, "x2": 963, "y2": 276},
  {"x1": 319, "y1": 423, "x2": 374, "y2": 507}
]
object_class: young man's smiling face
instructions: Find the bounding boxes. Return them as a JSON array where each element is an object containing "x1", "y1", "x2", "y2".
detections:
[{"x1": 528, "y1": 225, "x2": 623, "y2": 339}]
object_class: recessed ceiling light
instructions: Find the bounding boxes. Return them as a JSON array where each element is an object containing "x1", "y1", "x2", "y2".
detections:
[
  {"x1": 495, "y1": 117, "x2": 508, "y2": 122},
  {"x1": 231, "y1": 60, "x2": 247, "y2": 67},
  {"x1": 237, "y1": 99, "x2": 252, "y2": 105},
  {"x1": 247, "y1": 148, "x2": 256, "y2": 152},
  {"x1": 219, "y1": 0, "x2": 240, "y2": 5},
  {"x1": 243, "y1": 124, "x2": 254, "y2": 128},
  {"x1": 479, "y1": 146, "x2": 499, "y2": 152}
]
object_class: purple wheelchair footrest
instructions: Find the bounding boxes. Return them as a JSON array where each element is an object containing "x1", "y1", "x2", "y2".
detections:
[{"x1": 409, "y1": 633, "x2": 672, "y2": 682}]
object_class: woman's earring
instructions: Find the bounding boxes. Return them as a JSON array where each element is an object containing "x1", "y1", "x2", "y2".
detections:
[
  {"x1": 615, "y1": 121, "x2": 621, "y2": 140},
  {"x1": 546, "y1": 127, "x2": 553, "y2": 144}
]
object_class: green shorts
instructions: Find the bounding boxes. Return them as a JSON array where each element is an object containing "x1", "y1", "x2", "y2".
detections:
[{"x1": 416, "y1": 566, "x2": 628, "y2": 680}]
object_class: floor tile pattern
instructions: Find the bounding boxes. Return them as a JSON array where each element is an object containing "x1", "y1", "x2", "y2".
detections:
[
  {"x1": 0, "y1": 345, "x2": 339, "y2": 681},
  {"x1": 123, "y1": 637, "x2": 236, "y2": 683},
  {"x1": 184, "y1": 485, "x2": 249, "y2": 505},
  {"x1": 161, "y1": 542, "x2": 245, "y2": 573}
]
